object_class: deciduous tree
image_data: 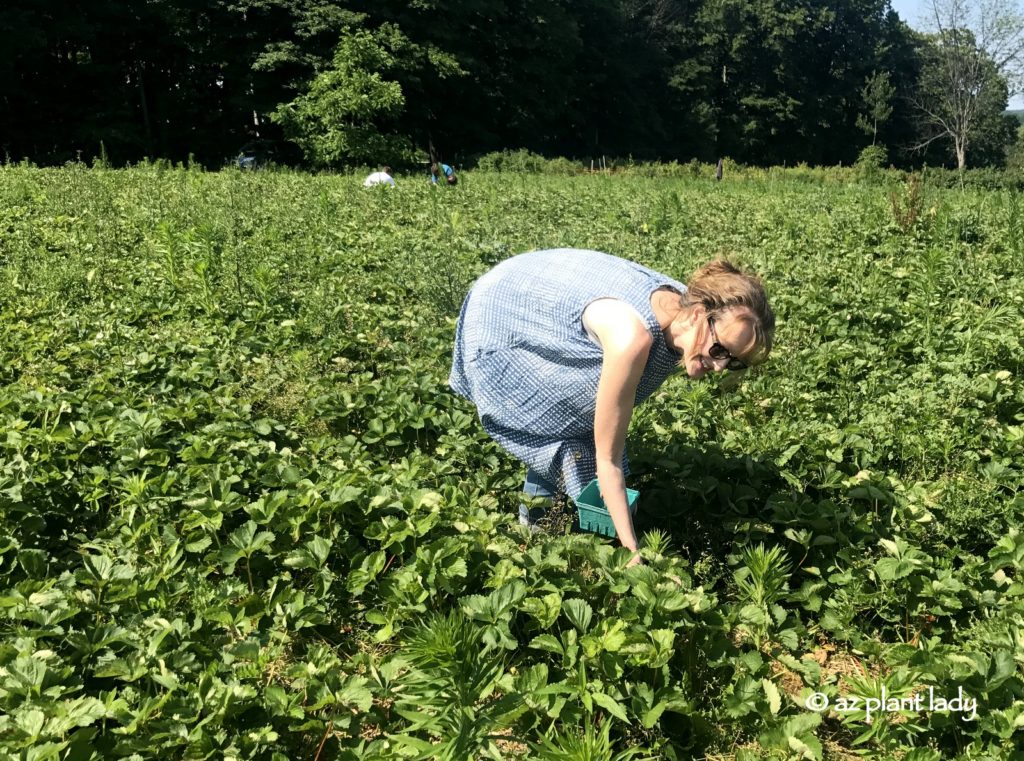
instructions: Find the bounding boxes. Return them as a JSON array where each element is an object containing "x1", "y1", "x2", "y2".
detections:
[
  {"x1": 271, "y1": 26, "x2": 415, "y2": 166},
  {"x1": 857, "y1": 70, "x2": 895, "y2": 145},
  {"x1": 915, "y1": 0, "x2": 1024, "y2": 168}
]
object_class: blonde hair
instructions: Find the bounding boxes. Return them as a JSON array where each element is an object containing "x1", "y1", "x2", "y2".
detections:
[{"x1": 680, "y1": 260, "x2": 775, "y2": 363}]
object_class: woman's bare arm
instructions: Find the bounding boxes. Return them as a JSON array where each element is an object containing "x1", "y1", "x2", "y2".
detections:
[{"x1": 582, "y1": 299, "x2": 652, "y2": 556}]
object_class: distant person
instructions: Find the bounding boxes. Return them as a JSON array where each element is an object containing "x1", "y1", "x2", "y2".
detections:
[
  {"x1": 430, "y1": 162, "x2": 457, "y2": 186},
  {"x1": 363, "y1": 167, "x2": 396, "y2": 187}
]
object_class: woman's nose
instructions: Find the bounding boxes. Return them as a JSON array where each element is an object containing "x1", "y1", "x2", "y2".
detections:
[{"x1": 710, "y1": 355, "x2": 731, "y2": 372}]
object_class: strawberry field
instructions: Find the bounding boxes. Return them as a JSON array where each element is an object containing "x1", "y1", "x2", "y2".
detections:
[{"x1": 1, "y1": 164, "x2": 1023, "y2": 760}]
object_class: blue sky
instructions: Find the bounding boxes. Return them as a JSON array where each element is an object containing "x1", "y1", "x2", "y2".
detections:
[
  {"x1": 888, "y1": 0, "x2": 1024, "y2": 108},
  {"x1": 889, "y1": 0, "x2": 931, "y2": 28}
]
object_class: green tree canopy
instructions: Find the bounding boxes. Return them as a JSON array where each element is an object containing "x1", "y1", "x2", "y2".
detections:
[
  {"x1": 272, "y1": 26, "x2": 417, "y2": 166},
  {"x1": 0, "y1": 0, "x2": 1015, "y2": 169}
]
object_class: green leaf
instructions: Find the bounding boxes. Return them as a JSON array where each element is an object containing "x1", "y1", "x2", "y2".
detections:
[
  {"x1": 641, "y1": 701, "x2": 668, "y2": 728},
  {"x1": 521, "y1": 593, "x2": 562, "y2": 629},
  {"x1": 52, "y1": 697, "x2": 107, "y2": 734},
  {"x1": 738, "y1": 603, "x2": 769, "y2": 626},
  {"x1": 723, "y1": 676, "x2": 760, "y2": 718},
  {"x1": 874, "y1": 557, "x2": 914, "y2": 581},
  {"x1": 762, "y1": 678, "x2": 782, "y2": 715},
  {"x1": 648, "y1": 629, "x2": 675, "y2": 665},
  {"x1": 185, "y1": 535, "x2": 212, "y2": 553},
  {"x1": 15, "y1": 709, "x2": 46, "y2": 740},
  {"x1": 347, "y1": 550, "x2": 386, "y2": 595},
  {"x1": 17, "y1": 549, "x2": 48, "y2": 578},
  {"x1": 563, "y1": 598, "x2": 593, "y2": 633},
  {"x1": 387, "y1": 733, "x2": 437, "y2": 753},
  {"x1": 229, "y1": 521, "x2": 276, "y2": 554},
  {"x1": 591, "y1": 691, "x2": 630, "y2": 722},
  {"x1": 336, "y1": 676, "x2": 373, "y2": 712},
  {"x1": 529, "y1": 634, "x2": 564, "y2": 655},
  {"x1": 788, "y1": 733, "x2": 823, "y2": 760},
  {"x1": 516, "y1": 663, "x2": 549, "y2": 693},
  {"x1": 7, "y1": 657, "x2": 47, "y2": 695}
]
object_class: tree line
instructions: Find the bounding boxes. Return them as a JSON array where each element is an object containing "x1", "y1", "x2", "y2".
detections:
[{"x1": 1, "y1": 0, "x2": 1021, "y2": 170}]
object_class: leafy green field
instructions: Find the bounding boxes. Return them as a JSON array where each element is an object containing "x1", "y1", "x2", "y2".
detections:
[{"x1": 1, "y1": 165, "x2": 1023, "y2": 760}]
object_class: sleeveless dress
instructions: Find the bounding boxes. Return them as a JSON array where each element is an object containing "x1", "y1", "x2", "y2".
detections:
[{"x1": 449, "y1": 249, "x2": 687, "y2": 498}]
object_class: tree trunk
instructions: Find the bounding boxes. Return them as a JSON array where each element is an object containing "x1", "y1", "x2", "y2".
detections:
[{"x1": 137, "y1": 65, "x2": 154, "y2": 156}]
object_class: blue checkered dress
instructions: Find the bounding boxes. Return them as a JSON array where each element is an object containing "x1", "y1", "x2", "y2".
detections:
[{"x1": 449, "y1": 249, "x2": 687, "y2": 497}]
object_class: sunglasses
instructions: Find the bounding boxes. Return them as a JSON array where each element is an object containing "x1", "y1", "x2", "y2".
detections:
[{"x1": 707, "y1": 315, "x2": 748, "y2": 371}]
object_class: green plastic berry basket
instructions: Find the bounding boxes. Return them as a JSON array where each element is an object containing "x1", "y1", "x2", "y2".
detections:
[{"x1": 574, "y1": 479, "x2": 639, "y2": 538}]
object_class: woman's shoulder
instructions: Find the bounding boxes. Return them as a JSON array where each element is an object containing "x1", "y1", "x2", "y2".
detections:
[{"x1": 582, "y1": 298, "x2": 653, "y2": 350}]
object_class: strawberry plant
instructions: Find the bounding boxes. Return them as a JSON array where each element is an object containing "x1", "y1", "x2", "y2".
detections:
[{"x1": 1, "y1": 164, "x2": 1023, "y2": 758}]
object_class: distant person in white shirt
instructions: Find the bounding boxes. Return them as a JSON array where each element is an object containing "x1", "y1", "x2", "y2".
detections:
[{"x1": 363, "y1": 166, "x2": 396, "y2": 187}]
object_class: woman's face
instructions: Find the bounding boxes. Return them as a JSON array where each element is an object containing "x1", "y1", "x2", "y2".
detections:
[{"x1": 679, "y1": 307, "x2": 756, "y2": 379}]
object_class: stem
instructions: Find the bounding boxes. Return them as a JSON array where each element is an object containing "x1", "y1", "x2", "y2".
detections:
[{"x1": 313, "y1": 721, "x2": 333, "y2": 761}]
